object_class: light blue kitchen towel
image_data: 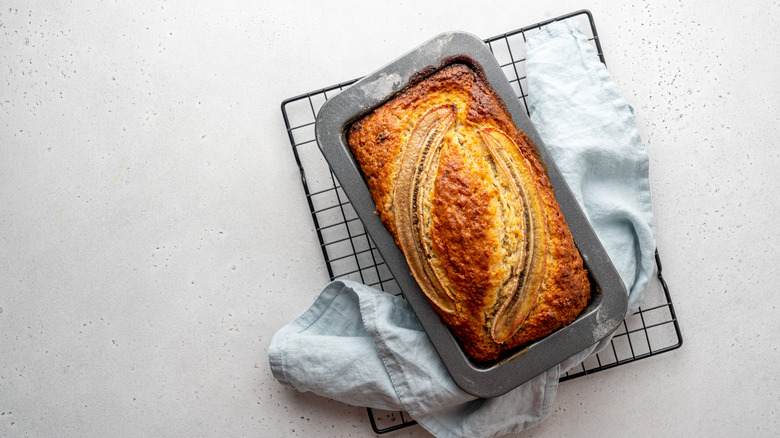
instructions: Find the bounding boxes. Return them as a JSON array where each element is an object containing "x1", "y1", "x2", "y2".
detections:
[{"x1": 268, "y1": 19, "x2": 656, "y2": 438}]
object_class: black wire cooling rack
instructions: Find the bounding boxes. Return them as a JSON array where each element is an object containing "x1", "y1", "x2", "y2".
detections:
[{"x1": 281, "y1": 10, "x2": 682, "y2": 434}]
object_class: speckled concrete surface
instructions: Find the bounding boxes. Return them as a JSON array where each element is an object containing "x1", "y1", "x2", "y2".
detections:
[{"x1": 1, "y1": 1, "x2": 778, "y2": 437}]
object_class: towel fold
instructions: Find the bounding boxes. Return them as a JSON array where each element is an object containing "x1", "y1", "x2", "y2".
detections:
[
  {"x1": 268, "y1": 19, "x2": 656, "y2": 438},
  {"x1": 526, "y1": 20, "x2": 656, "y2": 314}
]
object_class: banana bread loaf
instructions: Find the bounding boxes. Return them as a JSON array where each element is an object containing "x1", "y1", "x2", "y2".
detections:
[{"x1": 347, "y1": 62, "x2": 590, "y2": 363}]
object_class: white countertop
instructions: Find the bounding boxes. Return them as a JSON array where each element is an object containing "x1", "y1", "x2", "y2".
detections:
[{"x1": 1, "y1": 1, "x2": 778, "y2": 437}]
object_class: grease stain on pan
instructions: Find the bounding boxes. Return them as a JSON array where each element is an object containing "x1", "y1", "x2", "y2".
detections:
[
  {"x1": 592, "y1": 306, "x2": 621, "y2": 342},
  {"x1": 430, "y1": 32, "x2": 457, "y2": 52},
  {"x1": 357, "y1": 72, "x2": 403, "y2": 101}
]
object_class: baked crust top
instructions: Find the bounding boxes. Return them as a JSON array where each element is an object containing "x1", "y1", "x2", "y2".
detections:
[{"x1": 347, "y1": 62, "x2": 590, "y2": 363}]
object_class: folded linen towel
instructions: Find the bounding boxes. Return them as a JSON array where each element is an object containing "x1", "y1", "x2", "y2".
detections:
[
  {"x1": 526, "y1": 20, "x2": 656, "y2": 314},
  {"x1": 268, "y1": 19, "x2": 656, "y2": 438}
]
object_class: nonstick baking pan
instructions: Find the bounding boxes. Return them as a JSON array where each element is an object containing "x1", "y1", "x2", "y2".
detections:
[{"x1": 314, "y1": 31, "x2": 628, "y2": 398}]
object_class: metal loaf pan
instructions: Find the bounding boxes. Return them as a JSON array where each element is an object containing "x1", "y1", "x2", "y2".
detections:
[{"x1": 314, "y1": 31, "x2": 628, "y2": 398}]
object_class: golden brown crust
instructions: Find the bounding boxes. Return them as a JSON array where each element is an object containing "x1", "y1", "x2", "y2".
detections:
[{"x1": 347, "y1": 63, "x2": 590, "y2": 363}]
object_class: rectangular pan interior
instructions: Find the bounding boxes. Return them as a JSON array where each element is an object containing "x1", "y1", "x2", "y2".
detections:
[{"x1": 314, "y1": 31, "x2": 628, "y2": 398}]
